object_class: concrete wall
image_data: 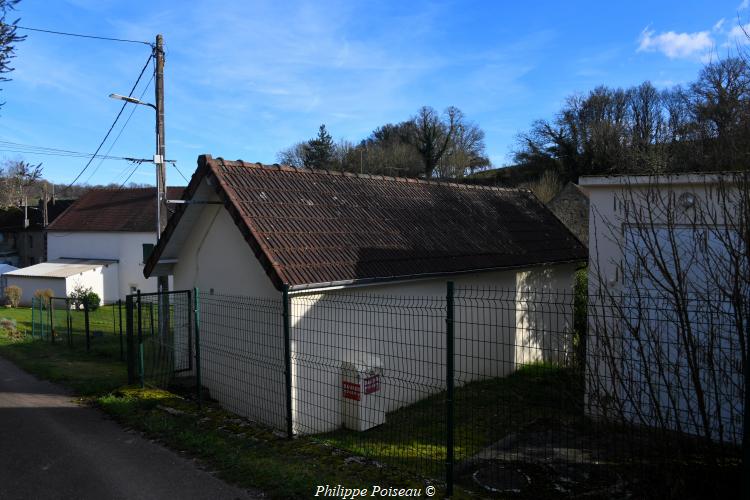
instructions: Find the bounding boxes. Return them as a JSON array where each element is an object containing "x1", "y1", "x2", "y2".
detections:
[
  {"x1": 47, "y1": 231, "x2": 159, "y2": 300},
  {"x1": 547, "y1": 183, "x2": 589, "y2": 247}
]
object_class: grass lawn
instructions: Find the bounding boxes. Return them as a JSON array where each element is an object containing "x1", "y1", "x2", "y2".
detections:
[
  {"x1": 321, "y1": 363, "x2": 584, "y2": 479},
  {"x1": 0, "y1": 312, "x2": 470, "y2": 499},
  {"x1": 2, "y1": 304, "x2": 125, "y2": 360},
  {"x1": 0, "y1": 305, "x2": 126, "y2": 394}
]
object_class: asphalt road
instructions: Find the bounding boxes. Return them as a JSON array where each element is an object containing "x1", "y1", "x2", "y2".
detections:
[{"x1": 0, "y1": 356, "x2": 259, "y2": 500}]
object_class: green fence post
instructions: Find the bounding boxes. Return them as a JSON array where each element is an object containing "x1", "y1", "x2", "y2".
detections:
[
  {"x1": 193, "y1": 288, "x2": 201, "y2": 408},
  {"x1": 187, "y1": 290, "x2": 193, "y2": 372},
  {"x1": 126, "y1": 295, "x2": 135, "y2": 384},
  {"x1": 137, "y1": 290, "x2": 144, "y2": 388},
  {"x1": 84, "y1": 298, "x2": 90, "y2": 352},
  {"x1": 42, "y1": 298, "x2": 47, "y2": 340},
  {"x1": 48, "y1": 297, "x2": 53, "y2": 344},
  {"x1": 66, "y1": 300, "x2": 72, "y2": 348},
  {"x1": 446, "y1": 281, "x2": 455, "y2": 497},
  {"x1": 38, "y1": 298, "x2": 43, "y2": 340},
  {"x1": 118, "y1": 300, "x2": 124, "y2": 361},
  {"x1": 282, "y1": 284, "x2": 293, "y2": 439},
  {"x1": 31, "y1": 297, "x2": 35, "y2": 339}
]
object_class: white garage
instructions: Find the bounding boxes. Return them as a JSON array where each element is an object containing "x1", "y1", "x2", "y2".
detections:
[{"x1": 3, "y1": 259, "x2": 119, "y2": 306}]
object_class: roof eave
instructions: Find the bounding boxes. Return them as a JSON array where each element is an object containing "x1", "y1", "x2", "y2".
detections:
[{"x1": 286, "y1": 257, "x2": 588, "y2": 294}]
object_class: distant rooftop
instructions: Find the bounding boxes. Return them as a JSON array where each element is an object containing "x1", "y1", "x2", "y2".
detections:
[
  {"x1": 47, "y1": 187, "x2": 184, "y2": 233},
  {"x1": 4, "y1": 259, "x2": 117, "y2": 278}
]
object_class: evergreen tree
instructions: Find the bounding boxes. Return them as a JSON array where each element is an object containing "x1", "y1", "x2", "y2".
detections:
[{"x1": 303, "y1": 124, "x2": 335, "y2": 169}]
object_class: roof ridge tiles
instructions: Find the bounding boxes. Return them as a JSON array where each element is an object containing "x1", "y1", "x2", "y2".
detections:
[{"x1": 208, "y1": 155, "x2": 519, "y2": 192}]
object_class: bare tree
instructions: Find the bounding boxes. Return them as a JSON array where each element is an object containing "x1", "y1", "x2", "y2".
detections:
[
  {"x1": 276, "y1": 142, "x2": 307, "y2": 168},
  {"x1": 0, "y1": 159, "x2": 42, "y2": 207},
  {"x1": 434, "y1": 116, "x2": 490, "y2": 178},
  {"x1": 412, "y1": 106, "x2": 457, "y2": 178}
]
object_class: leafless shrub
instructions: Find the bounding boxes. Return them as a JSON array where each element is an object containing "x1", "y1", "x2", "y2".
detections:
[
  {"x1": 521, "y1": 169, "x2": 563, "y2": 203},
  {"x1": 4, "y1": 285, "x2": 21, "y2": 307},
  {"x1": 586, "y1": 172, "x2": 749, "y2": 452}
]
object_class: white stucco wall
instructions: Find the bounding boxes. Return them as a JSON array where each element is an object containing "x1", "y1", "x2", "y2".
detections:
[
  {"x1": 4, "y1": 276, "x2": 66, "y2": 306},
  {"x1": 47, "y1": 231, "x2": 160, "y2": 300},
  {"x1": 64, "y1": 266, "x2": 106, "y2": 304},
  {"x1": 172, "y1": 205, "x2": 285, "y2": 429},
  {"x1": 172, "y1": 204, "x2": 279, "y2": 298},
  {"x1": 288, "y1": 263, "x2": 577, "y2": 435}
]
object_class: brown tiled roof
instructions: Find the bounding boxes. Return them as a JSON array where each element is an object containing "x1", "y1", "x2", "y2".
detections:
[
  {"x1": 47, "y1": 187, "x2": 183, "y2": 232},
  {"x1": 145, "y1": 155, "x2": 587, "y2": 289}
]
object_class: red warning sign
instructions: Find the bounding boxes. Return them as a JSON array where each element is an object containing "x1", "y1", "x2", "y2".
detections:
[
  {"x1": 364, "y1": 374, "x2": 380, "y2": 394},
  {"x1": 343, "y1": 381, "x2": 360, "y2": 401}
]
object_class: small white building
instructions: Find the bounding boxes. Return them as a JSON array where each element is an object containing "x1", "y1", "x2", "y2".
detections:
[
  {"x1": 45, "y1": 187, "x2": 182, "y2": 301},
  {"x1": 579, "y1": 172, "x2": 746, "y2": 445},
  {"x1": 3, "y1": 259, "x2": 117, "y2": 306},
  {"x1": 144, "y1": 155, "x2": 587, "y2": 435}
]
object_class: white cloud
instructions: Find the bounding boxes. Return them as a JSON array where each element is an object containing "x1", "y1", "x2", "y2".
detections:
[
  {"x1": 714, "y1": 18, "x2": 726, "y2": 32},
  {"x1": 637, "y1": 28, "x2": 713, "y2": 60},
  {"x1": 739, "y1": 0, "x2": 749, "y2": 11},
  {"x1": 727, "y1": 23, "x2": 750, "y2": 45}
]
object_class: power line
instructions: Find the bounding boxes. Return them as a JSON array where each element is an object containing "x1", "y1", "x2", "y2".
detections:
[
  {"x1": 83, "y1": 73, "x2": 155, "y2": 184},
  {"x1": 0, "y1": 140, "x2": 139, "y2": 161},
  {"x1": 64, "y1": 53, "x2": 154, "y2": 191},
  {"x1": 119, "y1": 163, "x2": 141, "y2": 188},
  {"x1": 171, "y1": 162, "x2": 190, "y2": 183},
  {"x1": 16, "y1": 26, "x2": 152, "y2": 46}
]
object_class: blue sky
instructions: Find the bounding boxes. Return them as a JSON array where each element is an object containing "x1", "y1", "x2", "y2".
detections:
[{"x1": 1, "y1": 0, "x2": 748, "y2": 186}]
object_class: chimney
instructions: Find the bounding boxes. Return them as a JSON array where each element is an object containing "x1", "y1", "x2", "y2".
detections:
[{"x1": 51, "y1": 183, "x2": 56, "y2": 205}]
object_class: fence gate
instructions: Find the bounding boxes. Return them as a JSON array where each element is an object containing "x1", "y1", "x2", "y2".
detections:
[{"x1": 126, "y1": 290, "x2": 193, "y2": 390}]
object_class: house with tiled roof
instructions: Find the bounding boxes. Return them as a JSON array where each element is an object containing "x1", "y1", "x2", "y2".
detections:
[
  {"x1": 146, "y1": 155, "x2": 586, "y2": 292},
  {"x1": 6, "y1": 187, "x2": 182, "y2": 305},
  {"x1": 142, "y1": 155, "x2": 587, "y2": 434}
]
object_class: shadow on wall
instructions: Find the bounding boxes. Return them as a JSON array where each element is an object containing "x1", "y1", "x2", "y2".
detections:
[
  {"x1": 516, "y1": 266, "x2": 574, "y2": 367},
  {"x1": 285, "y1": 260, "x2": 574, "y2": 435}
]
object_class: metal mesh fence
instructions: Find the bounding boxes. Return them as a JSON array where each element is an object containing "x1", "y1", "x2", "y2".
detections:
[
  {"x1": 198, "y1": 291, "x2": 286, "y2": 430},
  {"x1": 29, "y1": 296, "x2": 124, "y2": 360},
  {"x1": 289, "y1": 292, "x2": 448, "y2": 477},
  {"x1": 125, "y1": 284, "x2": 745, "y2": 497},
  {"x1": 131, "y1": 290, "x2": 192, "y2": 390}
]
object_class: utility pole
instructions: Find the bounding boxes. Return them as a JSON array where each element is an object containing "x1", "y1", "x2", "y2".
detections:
[
  {"x1": 154, "y1": 34, "x2": 169, "y2": 296},
  {"x1": 155, "y1": 34, "x2": 167, "y2": 237}
]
